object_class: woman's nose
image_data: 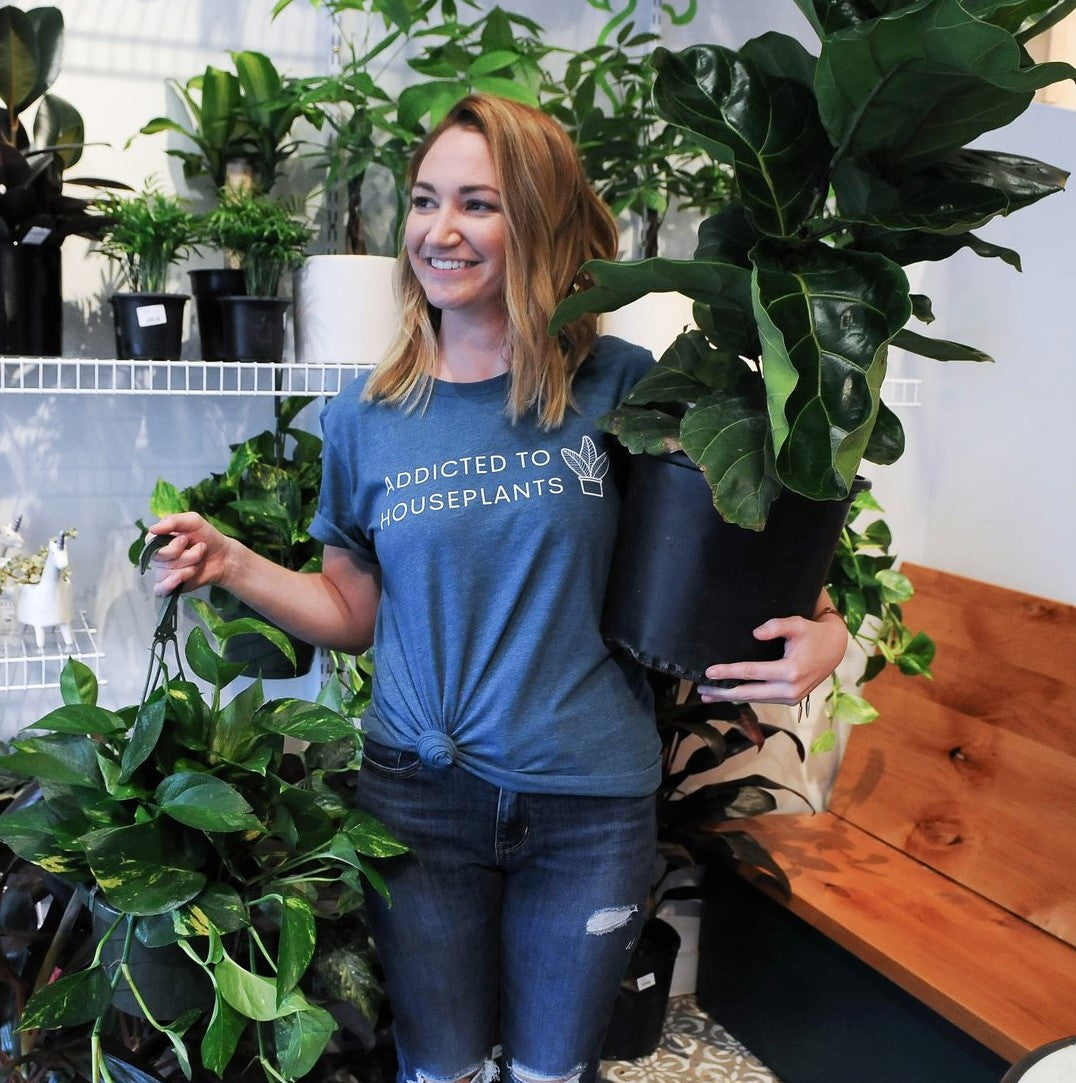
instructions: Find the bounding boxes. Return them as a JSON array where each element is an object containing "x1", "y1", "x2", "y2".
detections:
[{"x1": 425, "y1": 207, "x2": 460, "y2": 245}]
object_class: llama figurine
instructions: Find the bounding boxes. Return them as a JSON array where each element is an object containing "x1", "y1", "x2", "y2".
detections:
[{"x1": 16, "y1": 531, "x2": 74, "y2": 649}]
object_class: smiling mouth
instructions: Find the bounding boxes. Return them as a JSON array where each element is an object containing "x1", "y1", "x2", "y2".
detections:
[{"x1": 428, "y1": 258, "x2": 475, "y2": 270}]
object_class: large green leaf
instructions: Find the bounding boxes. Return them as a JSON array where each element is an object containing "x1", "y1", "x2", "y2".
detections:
[
  {"x1": 232, "y1": 50, "x2": 282, "y2": 133},
  {"x1": 679, "y1": 391, "x2": 782, "y2": 530},
  {"x1": 19, "y1": 965, "x2": 113, "y2": 1030},
  {"x1": 156, "y1": 772, "x2": 262, "y2": 833},
  {"x1": 274, "y1": 1004, "x2": 336, "y2": 1080},
  {"x1": 343, "y1": 809, "x2": 409, "y2": 858},
  {"x1": 599, "y1": 405, "x2": 683, "y2": 455},
  {"x1": 815, "y1": 0, "x2": 1076, "y2": 169},
  {"x1": 119, "y1": 689, "x2": 167, "y2": 783},
  {"x1": 215, "y1": 954, "x2": 309, "y2": 1021},
  {"x1": 1, "y1": 732, "x2": 104, "y2": 786},
  {"x1": 550, "y1": 257, "x2": 756, "y2": 355},
  {"x1": 34, "y1": 92, "x2": 83, "y2": 168},
  {"x1": 23, "y1": 702, "x2": 127, "y2": 737},
  {"x1": 60, "y1": 656, "x2": 98, "y2": 706},
  {"x1": 275, "y1": 892, "x2": 316, "y2": 1002},
  {"x1": 201, "y1": 991, "x2": 247, "y2": 1078},
  {"x1": 751, "y1": 240, "x2": 911, "y2": 499},
  {"x1": 24, "y1": 7, "x2": 62, "y2": 105},
  {"x1": 892, "y1": 327, "x2": 994, "y2": 362},
  {"x1": 652, "y1": 43, "x2": 832, "y2": 236},
  {"x1": 0, "y1": 7, "x2": 39, "y2": 117},
  {"x1": 85, "y1": 822, "x2": 206, "y2": 915},
  {"x1": 256, "y1": 698, "x2": 355, "y2": 743}
]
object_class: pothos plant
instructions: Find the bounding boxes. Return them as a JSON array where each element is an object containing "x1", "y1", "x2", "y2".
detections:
[
  {"x1": 551, "y1": 0, "x2": 1076, "y2": 531},
  {"x1": 0, "y1": 578, "x2": 404, "y2": 1083}
]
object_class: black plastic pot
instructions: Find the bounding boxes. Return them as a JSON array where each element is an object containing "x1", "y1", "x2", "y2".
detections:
[
  {"x1": 603, "y1": 451, "x2": 868, "y2": 683},
  {"x1": 189, "y1": 267, "x2": 246, "y2": 361},
  {"x1": 219, "y1": 295, "x2": 290, "y2": 362},
  {"x1": 85, "y1": 890, "x2": 212, "y2": 1021},
  {"x1": 601, "y1": 916, "x2": 681, "y2": 1060},
  {"x1": 0, "y1": 241, "x2": 63, "y2": 356},
  {"x1": 110, "y1": 292, "x2": 188, "y2": 360},
  {"x1": 221, "y1": 598, "x2": 315, "y2": 680}
]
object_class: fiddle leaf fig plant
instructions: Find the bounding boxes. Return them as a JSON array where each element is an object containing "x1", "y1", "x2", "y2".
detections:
[{"x1": 551, "y1": 0, "x2": 1075, "y2": 531}]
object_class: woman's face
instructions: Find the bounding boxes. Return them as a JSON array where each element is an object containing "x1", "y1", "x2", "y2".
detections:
[{"x1": 404, "y1": 125, "x2": 508, "y2": 326}]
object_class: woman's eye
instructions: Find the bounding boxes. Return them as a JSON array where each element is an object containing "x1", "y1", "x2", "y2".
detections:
[
  {"x1": 466, "y1": 199, "x2": 497, "y2": 212},
  {"x1": 410, "y1": 194, "x2": 435, "y2": 210}
]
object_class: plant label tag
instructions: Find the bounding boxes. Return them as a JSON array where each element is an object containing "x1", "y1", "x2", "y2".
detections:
[
  {"x1": 635, "y1": 972, "x2": 657, "y2": 992},
  {"x1": 21, "y1": 226, "x2": 51, "y2": 246},
  {"x1": 136, "y1": 304, "x2": 168, "y2": 328}
]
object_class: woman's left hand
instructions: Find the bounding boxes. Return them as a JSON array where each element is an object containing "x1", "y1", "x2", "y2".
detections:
[{"x1": 697, "y1": 610, "x2": 849, "y2": 706}]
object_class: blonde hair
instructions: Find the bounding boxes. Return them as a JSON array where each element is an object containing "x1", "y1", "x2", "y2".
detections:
[{"x1": 363, "y1": 93, "x2": 619, "y2": 429}]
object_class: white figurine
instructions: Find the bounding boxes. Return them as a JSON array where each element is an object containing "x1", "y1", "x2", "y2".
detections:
[
  {"x1": 0, "y1": 516, "x2": 24, "y2": 575},
  {"x1": 16, "y1": 531, "x2": 74, "y2": 649}
]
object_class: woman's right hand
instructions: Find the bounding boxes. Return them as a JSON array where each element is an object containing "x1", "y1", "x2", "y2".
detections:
[{"x1": 145, "y1": 513, "x2": 235, "y2": 597}]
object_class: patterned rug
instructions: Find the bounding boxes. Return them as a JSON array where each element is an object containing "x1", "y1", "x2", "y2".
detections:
[{"x1": 601, "y1": 996, "x2": 781, "y2": 1083}]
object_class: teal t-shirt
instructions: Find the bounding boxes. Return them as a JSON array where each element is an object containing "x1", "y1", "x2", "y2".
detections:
[{"x1": 310, "y1": 335, "x2": 661, "y2": 797}]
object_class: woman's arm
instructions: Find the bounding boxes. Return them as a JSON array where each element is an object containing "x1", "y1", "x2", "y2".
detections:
[
  {"x1": 697, "y1": 590, "x2": 848, "y2": 706},
  {"x1": 146, "y1": 513, "x2": 380, "y2": 655}
]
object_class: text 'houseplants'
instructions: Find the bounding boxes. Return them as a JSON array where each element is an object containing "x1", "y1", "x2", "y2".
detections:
[{"x1": 552, "y1": 0, "x2": 1075, "y2": 532}]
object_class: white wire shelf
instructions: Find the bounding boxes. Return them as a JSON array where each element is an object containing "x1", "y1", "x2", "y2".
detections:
[
  {"x1": 1, "y1": 358, "x2": 923, "y2": 405},
  {"x1": 0, "y1": 357, "x2": 374, "y2": 396},
  {"x1": 882, "y1": 377, "x2": 922, "y2": 407},
  {"x1": 0, "y1": 611, "x2": 106, "y2": 692}
]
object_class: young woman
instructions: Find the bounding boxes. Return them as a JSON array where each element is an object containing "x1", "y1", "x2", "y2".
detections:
[{"x1": 148, "y1": 94, "x2": 848, "y2": 1083}]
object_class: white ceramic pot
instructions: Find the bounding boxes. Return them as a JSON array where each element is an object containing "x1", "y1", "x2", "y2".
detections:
[{"x1": 294, "y1": 254, "x2": 399, "y2": 365}]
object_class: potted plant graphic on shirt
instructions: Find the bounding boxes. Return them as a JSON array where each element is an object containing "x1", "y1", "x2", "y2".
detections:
[{"x1": 561, "y1": 436, "x2": 610, "y2": 497}]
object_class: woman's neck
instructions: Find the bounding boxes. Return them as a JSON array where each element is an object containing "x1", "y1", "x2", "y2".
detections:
[{"x1": 435, "y1": 312, "x2": 509, "y2": 383}]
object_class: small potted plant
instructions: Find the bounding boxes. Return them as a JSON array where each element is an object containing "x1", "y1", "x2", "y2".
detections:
[
  {"x1": 0, "y1": 4, "x2": 128, "y2": 356},
  {"x1": 200, "y1": 189, "x2": 313, "y2": 362},
  {"x1": 93, "y1": 181, "x2": 201, "y2": 360},
  {"x1": 550, "y1": 0, "x2": 1074, "y2": 681},
  {"x1": 131, "y1": 395, "x2": 322, "y2": 678},
  {"x1": 0, "y1": 578, "x2": 403, "y2": 1082}
]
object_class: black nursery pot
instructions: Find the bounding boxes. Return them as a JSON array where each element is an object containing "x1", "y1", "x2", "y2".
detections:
[
  {"x1": 85, "y1": 890, "x2": 212, "y2": 1021},
  {"x1": 110, "y1": 292, "x2": 188, "y2": 360},
  {"x1": 219, "y1": 295, "x2": 291, "y2": 362},
  {"x1": 0, "y1": 241, "x2": 63, "y2": 356},
  {"x1": 222, "y1": 599, "x2": 315, "y2": 680},
  {"x1": 601, "y1": 916, "x2": 681, "y2": 1060},
  {"x1": 603, "y1": 451, "x2": 868, "y2": 683},
  {"x1": 189, "y1": 267, "x2": 246, "y2": 361}
]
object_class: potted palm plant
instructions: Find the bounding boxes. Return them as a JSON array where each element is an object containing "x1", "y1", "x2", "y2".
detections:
[
  {"x1": 0, "y1": 4, "x2": 127, "y2": 357},
  {"x1": 93, "y1": 181, "x2": 201, "y2": 360},
  {"x1": 551, "y1": 0, "x2": 1075, "y2": 681},
  {"x1": 200, "y1": 189, "x2": 313, "y2": 362},
  {"x1": 0, "y1": 574, "x2": 403, "y2": 1082}
]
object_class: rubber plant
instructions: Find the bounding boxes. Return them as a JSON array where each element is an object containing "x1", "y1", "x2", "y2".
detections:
[
  {"x1": 0, "y1": 560, "x2": 403, "y2": 1082},
  {"x1": 550, "y1": 0, "x2": 1076, "y2": 531}
]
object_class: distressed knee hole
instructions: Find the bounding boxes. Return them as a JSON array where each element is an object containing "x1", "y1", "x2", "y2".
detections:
[
  {"x1": 585, "y1": 904, "x2": 637, "y2": 935},
  {"x1": 509, "y1": 1062, "x2": 584, "y2": 1083},
  {"x1": 412, "y1": 1059, "x2": 498, "y2": 1083}
]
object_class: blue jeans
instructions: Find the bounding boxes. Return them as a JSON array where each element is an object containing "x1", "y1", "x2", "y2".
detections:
[{"x1": 355, "y1": 737, "x2": 657, "y2": 1083}]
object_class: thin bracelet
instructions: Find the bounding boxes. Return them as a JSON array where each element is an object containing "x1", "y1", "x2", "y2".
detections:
[{"x1": 814, "y1": 605, "x2": 842, "y2": 622}]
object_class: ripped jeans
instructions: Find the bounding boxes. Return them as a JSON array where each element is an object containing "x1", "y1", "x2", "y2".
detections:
[{"x1": 355, "y1": 738, "x2": 657, "y2": 1083}]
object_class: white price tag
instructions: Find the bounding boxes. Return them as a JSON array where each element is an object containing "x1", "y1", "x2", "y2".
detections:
[
  {"x1": 635, "y1": 972, "x2": 656, "y2": 992},
  {"x1": 136, "y1": 304, "x2": 168, "y2": 328},
  {"x1": 21, "y1": 226, "x2": 52, "y2": 245}
]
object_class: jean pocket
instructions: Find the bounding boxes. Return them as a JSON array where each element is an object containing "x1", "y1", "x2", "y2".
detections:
[{"x1": 360, "y1": 735, "x2": 421, "y2": 779}]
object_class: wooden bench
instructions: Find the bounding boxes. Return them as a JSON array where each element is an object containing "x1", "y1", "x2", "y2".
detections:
[{"x1": 706, "y1": 564, "x2": 1076, "y2": 1074}]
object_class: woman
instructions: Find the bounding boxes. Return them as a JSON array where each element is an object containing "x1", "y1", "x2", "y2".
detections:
[{"x1": 148, "y1": 94, "x2": 848, "y2": 1083}]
